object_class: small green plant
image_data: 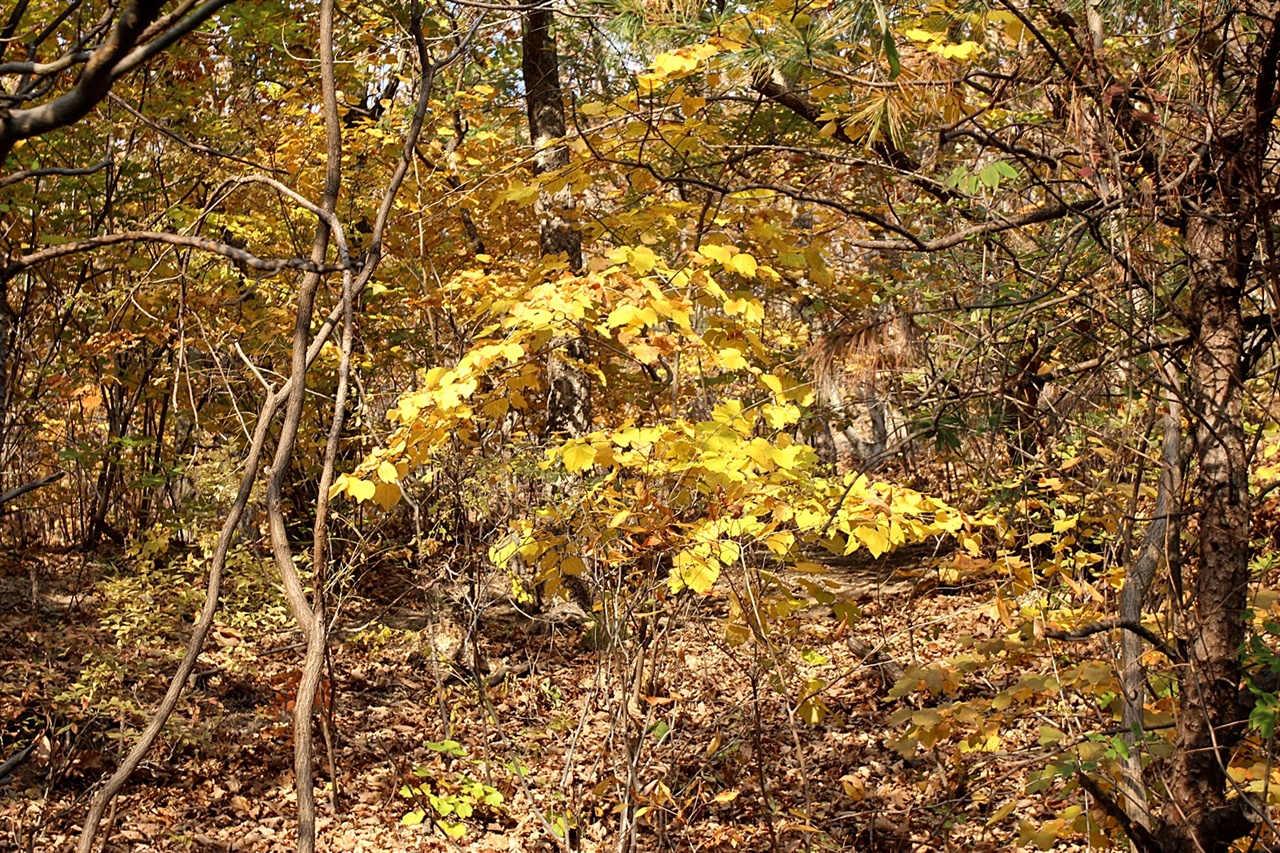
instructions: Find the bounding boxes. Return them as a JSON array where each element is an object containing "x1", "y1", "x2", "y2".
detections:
[{"x1": 398, "y1": 739, "x2": 505, "y2": 837}]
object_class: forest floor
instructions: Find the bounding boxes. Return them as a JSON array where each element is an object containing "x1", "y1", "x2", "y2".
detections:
[{"x1": 0, "y1": 545, "x2": 1096, "y2": 852}]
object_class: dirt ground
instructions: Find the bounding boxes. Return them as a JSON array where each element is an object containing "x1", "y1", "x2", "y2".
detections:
[{"x1": 0, "y1": 546, "x2": 1093, "y2": 852}]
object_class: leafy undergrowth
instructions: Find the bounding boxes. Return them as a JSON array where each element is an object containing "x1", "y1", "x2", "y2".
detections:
[{"x1": 1, "y1": 549, "x2": 1121, "y2": 852}]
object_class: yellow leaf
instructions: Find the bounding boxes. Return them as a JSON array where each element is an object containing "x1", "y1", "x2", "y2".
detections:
[
  {"x1": 349, "y1": 478, "x2": 376, "y2": 503},
  {"x1": 939, "y1": 41, "x2": 982, "y2": 59},
  {"x1": 987, "y1": 801, "x2": 1017, "y2": 826},
  {"x1": 628, "y1": 245, "x2": 657, "y2": 274},
  {"x1": 840, "y1": 775, "x2": 866, "y2": 801},
  {"x1": 718, "y1": 347, "x2": 748, "y2": 369},
  {"x1": 329, "y1": 474, "x2": 348, "y2": 499},
  {"x1": 765, "y1": 531, "x2": 794, "y2": 555},
  {"x1": 1029, "y1": 531, "x2": 1054, "y2": 545},
  {"x1": 853, "y1": 525, "x2": 890, "y2": 558},
  {"x1": 607, "y1": 304, "x2": 657, "y2": 329},
  {"x1": 712, "y1": 790, "x2": 740, "y2": 804},
  {"x1": 562, "y1": 442, "x2": 596, "y2": 473},
  {"x1": 501, "y1": 342, "x2": 524, "y2": 362},
  {"x1": 729, "y1": 253, "x2": 758, "y2": 277},
  {"x1": 1052, "y1": 516, "x2": 1077, "y2": 533},
  {"x1": 373, "y1": 481, "x2": 402, "y2": 510},
  {"x1": 377, "y1": 461, "x2": 399, "y2": 483},
  {"x1": 798, "y1": 678, "x2": 828, "y2": 724},
  {"x1": 652, "y1": 50, "x2": 698, "y2": 77},
  {"x1": 770, "y1": 443, "x2": 809, "y2": 469},
  {"x1": 669, "y1": 550, "x2": 720, "y2": 594},
  {"x1": 762, "y1": 402, "x2": 800, "y2": 428},
  {"x1": 699, "y1": 244, "x2": 733, "y2": 266}
]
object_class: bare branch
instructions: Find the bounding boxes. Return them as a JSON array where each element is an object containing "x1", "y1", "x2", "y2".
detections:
[
  {"x1": 0, "y1": 0, "x2": 234, "y2": 162},
  {"x1": 0, "y1": 471, "x2": 64, "y2": 510},
  {"x1": 1, "y1": 231, "x2": 346, "y2": 283},
  {"x1": 0, "y1": 156, "x2": 109, "y2": 189},
  {"x1": 1044, "y1": 617, "x2": 1182, "y2": 664}
]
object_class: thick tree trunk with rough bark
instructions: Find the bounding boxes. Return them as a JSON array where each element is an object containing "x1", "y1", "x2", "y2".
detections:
[
  {"x1": 1149, "y1": 5, "x2": 1280, "y2": 845},
  {"x1": 1155, "y1": 213, "x2": 1253, "y2": 851}
]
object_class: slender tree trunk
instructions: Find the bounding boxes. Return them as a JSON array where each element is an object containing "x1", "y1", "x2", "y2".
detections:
[
  {"x1": 522, "y1": 0, "x2": 590, "y2": 438},
  {"x1": 1118, "y1": 374, "x2": 1181, "y2": 830},
  {"x1": 0, "y1": 283, "x2": 10, "y2": 481},
  {"x1": 522, "y1": 0, "x2": 580, "y2": 271}
]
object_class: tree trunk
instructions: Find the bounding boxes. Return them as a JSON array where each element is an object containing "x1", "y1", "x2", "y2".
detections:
[
  {"x1": 1156, "y1": 214, "x2": 1253, "y2": 852},
  {"x1": 522, "y1": 0, "x2": 581, "y2": 272},
  {"x1": 522, "y1": 0, "x2": 589, "y2": 437},
  {"x1": 1118, "y1": 376, "x2": 1181, "y2": 832}
]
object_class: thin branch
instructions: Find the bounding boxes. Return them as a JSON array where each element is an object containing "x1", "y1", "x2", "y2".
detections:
[
  {"x1": 0, "y1": 471, "x2": 64, "y2": 509},
  {"x1": 1, "y1": 231, "x2": 346, "y2": 283},
  {"x1": 1075, "y1": 771, "x2": 1163, "y2": 853},
  {"x1": 0, "y1": 51, "x2": 90, "y2": 77},
  {"x1": 1044, "y1": 617, "x2": 1182, "y2": 664},
  {"x1": 106, "y1": 92, "x2": 285, "y2": 173},
  {"x1": 0, "y1": 157, "x2": 109, "y2": 189}
]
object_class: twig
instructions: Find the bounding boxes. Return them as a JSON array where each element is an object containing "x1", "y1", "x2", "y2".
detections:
[
  {"x1": 0, "y1": 471, "x2": 64, "y2": 510},
  {"x1": 0, "y1": 158, "x2": 109, "y2": 189},
  {"x1": 1043, "y1": 617, "x2": 1182, "y2": 664}
]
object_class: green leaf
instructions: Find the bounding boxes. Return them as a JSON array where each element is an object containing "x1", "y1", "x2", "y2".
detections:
[
  {"x1": 425, "y1": 739, "x2": 466, "y2": 757},
  {"x1": 883, "y1": 30, "x2": 901, "y2": 79},
  {"x1": 801, "y1": 649, "x2": 829, "y2": 666}
]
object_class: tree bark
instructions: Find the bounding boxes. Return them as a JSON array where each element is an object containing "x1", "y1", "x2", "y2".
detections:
[
  {"x1": 521, "y1": 0, "x2": 589, "y2": 437},
  {"x1": 1156, "y1": 213, "x2": 1253, "y2": 853},
  {"x1": 522, "y1": 0, "x2": 580, "y2": 272},
  {"x1": 1118, "y1": 376, "x2": 1181, "y2": 831},
  {"x1": 1149, "y1": 4, "x2": 1280, "y2": 845}
]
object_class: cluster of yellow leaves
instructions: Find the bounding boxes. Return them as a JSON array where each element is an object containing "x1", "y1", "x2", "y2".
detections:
[
  {"x1": 902, "y1": 27, "x2": 984, "y2": 60},
  {"x1": 334, "y1": 236, "x2": 813, "y2": 502},
  {"x1": 506, "y1": 395, "x2": 972, "y2": 597},
  {"x1": 636, "y1": 40, "x2": 735, "y2": 93}
]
